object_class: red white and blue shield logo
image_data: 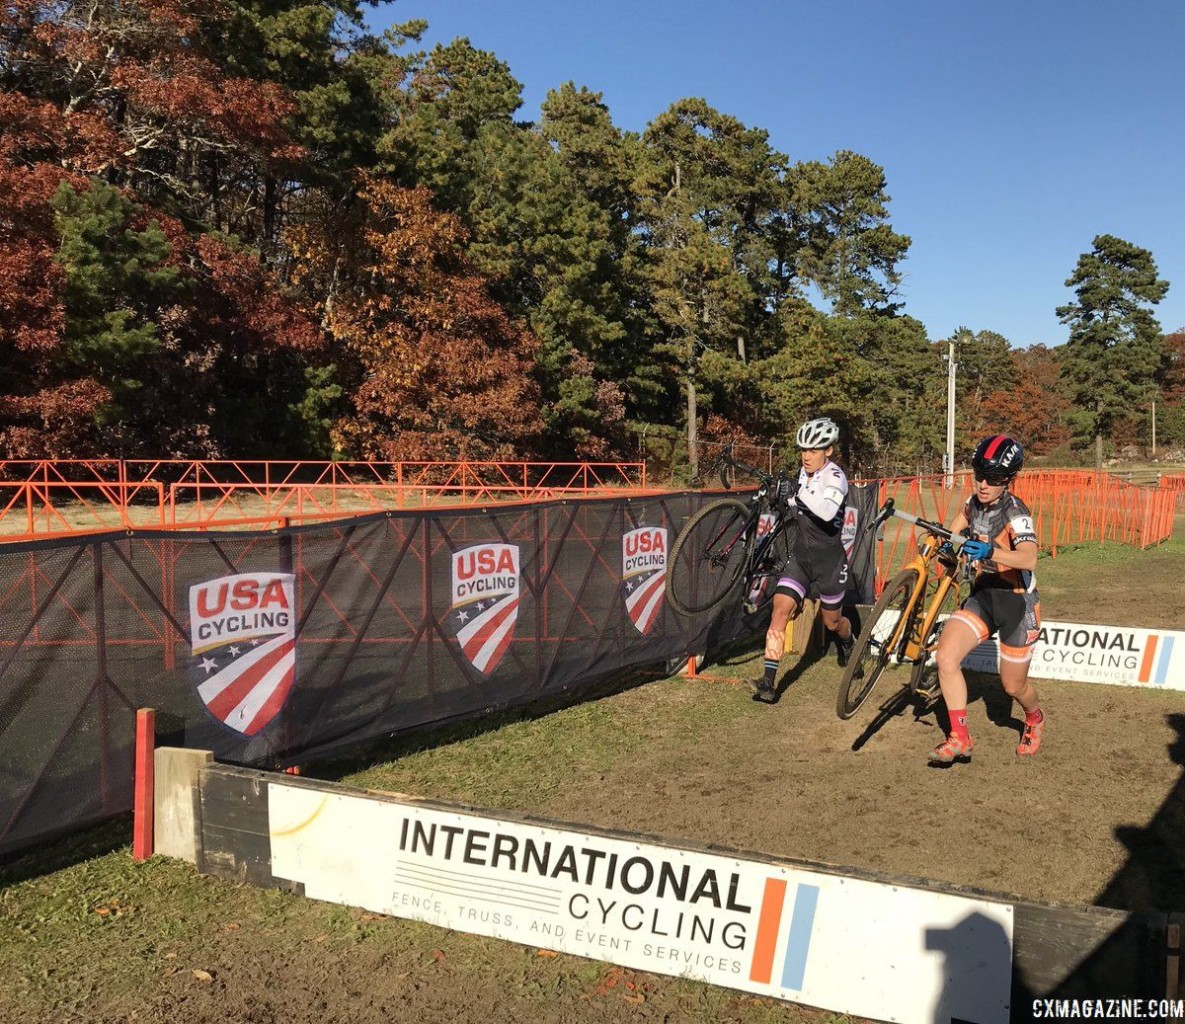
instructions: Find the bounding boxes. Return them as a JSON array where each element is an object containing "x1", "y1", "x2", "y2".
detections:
[
  {"x1": 622, "y1": 526, "x2": 667, "y2": 635},
  {"x1": 451, "y1": 544, "x2": 520, "y2": 675},
  {"x1": 842, "y1": 507, "x2": 859, "y2": 557},
  {"x1": 189, "y1": 572, "x2": 296, "y2": 736}
]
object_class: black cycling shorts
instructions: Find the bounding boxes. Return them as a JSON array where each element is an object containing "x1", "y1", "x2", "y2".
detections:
[
  {"x1": 775, "y1": 548, "x2": 851, "y2": 610},
  {"x1": 950, "y1": 587, "x2": 1042, "y2": 660}
]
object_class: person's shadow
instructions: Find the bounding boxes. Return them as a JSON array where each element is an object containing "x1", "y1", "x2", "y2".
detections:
[
  {"x1": 1007, "y1": 713, "x2": 1185, "y2": 1005},
  {"x1": 1094, "y1": 712, "x2": 1185, "y2": 912},
  {"x1": 924, "y1": 909, "x2": 1020, "y2": 1024}
]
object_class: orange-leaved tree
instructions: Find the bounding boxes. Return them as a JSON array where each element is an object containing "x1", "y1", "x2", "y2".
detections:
[
  {"x1": 980, "y1": 345, "x2": 1070, "y2": 456},
  {"x1": 291, "y1": 178, "x2": 543, "y2": 461}
]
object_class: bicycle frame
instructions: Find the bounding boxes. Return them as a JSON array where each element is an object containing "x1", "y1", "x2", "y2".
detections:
[
  {"x1": 711, "y1": 446, "x2": 794, "y2": 578},
  {"x1": 885, "y1": 535, "x2": 962, "y2": 665},
  {"x1": 874, "y1": 502, "x2": 968, "y2": 667}
]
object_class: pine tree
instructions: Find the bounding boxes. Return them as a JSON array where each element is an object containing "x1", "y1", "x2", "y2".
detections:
[{"x1": 1056, "y1": 235, "x2": 1169, "y2": 466}]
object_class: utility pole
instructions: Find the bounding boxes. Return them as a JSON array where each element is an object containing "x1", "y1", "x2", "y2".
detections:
[
  {"x1": 944, "y1": 334, "x2": 960, "y2": 488},
  {"x1": 1151, "y1": 399, "x2": 1157, "y2": 457}
]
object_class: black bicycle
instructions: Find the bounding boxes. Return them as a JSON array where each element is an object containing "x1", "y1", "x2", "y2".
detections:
[{"x1": 665, "y1": 446, "x2": 796, "y2": 617}]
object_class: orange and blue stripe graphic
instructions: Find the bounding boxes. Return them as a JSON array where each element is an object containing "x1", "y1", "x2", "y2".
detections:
[
  {"x1": 1138, "y1": 634, "x2": 1174, "y2": 685},
  {"x1": 748, "y1": 878, "x2": 820, "y2": 991}
]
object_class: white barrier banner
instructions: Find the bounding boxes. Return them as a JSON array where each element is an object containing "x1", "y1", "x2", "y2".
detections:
[
  {"x1": 962, "y1": 619, "x2": 1184, "y2": 690},
  {"x1": 269, "y1": 784, "x2": 1012, "y2": 1024}
]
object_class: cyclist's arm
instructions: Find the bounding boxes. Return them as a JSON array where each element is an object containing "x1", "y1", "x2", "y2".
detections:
[
  {"x1": 947, "y1": 509, "x2": 969, "y2": 536},
  {"x1": 795, "y1": 467, "x2": 845, "y2": 521},
  {"x1": 988, "y1": 538, "x2": 1037, "y2": 572}
]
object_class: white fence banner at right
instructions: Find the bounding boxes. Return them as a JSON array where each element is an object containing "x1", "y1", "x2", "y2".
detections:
[{"x1": 962, "y1": 619, "x2": 1183, "y2": 689}]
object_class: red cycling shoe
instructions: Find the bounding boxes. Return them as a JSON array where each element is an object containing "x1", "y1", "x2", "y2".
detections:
[
  {"x1": 928, "y1": 733, "x2": 974, "y2": 765},
  {"x1": 1017, "y1": 712, "x2": 1046, "y2": 757}
]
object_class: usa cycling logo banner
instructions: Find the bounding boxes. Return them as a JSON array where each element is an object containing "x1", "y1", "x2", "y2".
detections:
[
  {"x1": 622, "y1": 527, "x2": 667, "y2": 635},
  {"x1": 841, "y1": 507, "x2": 859, "y2": 557},
  {"x1": 189, "y1": 572, "x2": 296, "y2": 736},
  {"x1": 451, "y1": 544, "x2": 521, "y2": 674}
]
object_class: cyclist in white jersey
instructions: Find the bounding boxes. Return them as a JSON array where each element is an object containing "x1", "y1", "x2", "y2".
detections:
[{"x1": 749, "y1": 417, "x2": 855, "y2": 701}]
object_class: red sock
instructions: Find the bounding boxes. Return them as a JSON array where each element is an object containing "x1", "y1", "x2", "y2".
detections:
[
  {"x1": 948, "y1": 709, "x2": 969, "y2": 742},
  {"x1": 1025, "y1": 707, "x2": 1043, "y2": 726}
]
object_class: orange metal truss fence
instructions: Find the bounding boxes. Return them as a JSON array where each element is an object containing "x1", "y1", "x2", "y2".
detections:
[
  {"x1": 0, "y1": 460, "x2": 651, "y2": 540},
  {"x1": 867, "y1": 470, "x2": 1176, "y2": 591}
]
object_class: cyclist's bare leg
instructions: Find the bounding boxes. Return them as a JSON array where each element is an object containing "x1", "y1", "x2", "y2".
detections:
[
  {"x1": 934, "y1": 615, "x2": 983, "y2": 745},
  {"x1": 750, "y1": 591, "x2": 801, "y2": 699},
  {"x1": 820, "y1": 606, "x2": 851, "y2": 640},
  {"x1": 1000, "y1": 652, "x2": 1046, "y2": 754},
  {"x1": 999, "y1": 657, "x2": 1038, "y2": 712},
  {"x1": 820, "y1": 602, "x2": 854, "y2": 665}
]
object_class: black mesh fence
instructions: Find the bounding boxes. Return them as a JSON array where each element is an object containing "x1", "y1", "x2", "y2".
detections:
[{"x1": 0, "y1": 487, "x2": 880, "y2": 856}]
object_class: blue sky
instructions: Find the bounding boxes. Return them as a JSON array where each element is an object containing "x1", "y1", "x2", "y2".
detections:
[{"x1": 369, "y1": 0, "x2": 1185, "y2": 349}]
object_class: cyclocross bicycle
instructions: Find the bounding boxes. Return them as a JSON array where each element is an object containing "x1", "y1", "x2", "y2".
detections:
[
  {"x1": 835, "y1": 498, "x2": 971, "y2": 720},
  {"x1": 665, "y1": 445, "x2": 796, "y2": 618}
]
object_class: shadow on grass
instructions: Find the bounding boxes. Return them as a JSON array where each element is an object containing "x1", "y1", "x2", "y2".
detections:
[
  {"x1": 1095, "y1": 711, "x2": 1185, "y2": 913},
  {"x1": 765, "y1": 647, "x2": 825, "y2": 703},
  {"x1": 0, "y1": 813, "x2": 131, "y2": 887}
]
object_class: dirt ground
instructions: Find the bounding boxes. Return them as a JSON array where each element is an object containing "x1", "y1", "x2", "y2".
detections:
[
  {"x1": 340, "y1": 530, "x2": 1185, "y2": 915},
  {"x1": 2, "y1": 530, "x2": 1184, "y2": 1024}
]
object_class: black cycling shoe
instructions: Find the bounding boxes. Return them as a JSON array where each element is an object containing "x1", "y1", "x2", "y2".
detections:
[
  {"x1": 836, "y1": 635, "x2": 855, "y2": 668},
  {"x1": 747, "y1": 677, "x2": 776, "y2": 702}
]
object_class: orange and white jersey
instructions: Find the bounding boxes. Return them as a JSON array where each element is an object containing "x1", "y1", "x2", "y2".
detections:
[{"x1": 962, "y1": 491, "x2": 1038, "y2": 594}]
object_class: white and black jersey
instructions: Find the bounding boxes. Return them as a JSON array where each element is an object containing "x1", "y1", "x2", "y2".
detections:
[
  {"x1": 793, "y1": 461, "x2": 848, "y2": 548},
  {"x1": 775, "y1": 460, "x2": 851, "y2": 609}
]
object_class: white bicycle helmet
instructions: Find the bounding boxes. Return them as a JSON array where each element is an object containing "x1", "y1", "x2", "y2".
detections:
[{"x1": 796, "y1": 416, "x2": 839, "y2": 449}]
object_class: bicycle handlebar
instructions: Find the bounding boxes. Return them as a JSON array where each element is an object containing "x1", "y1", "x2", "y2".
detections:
[
  {"x1": 874, "y1": 498, "x2": 967, "y2": 550},
  {"x1": 711, "y1": 443, "x2": 775, "y2": 490}
]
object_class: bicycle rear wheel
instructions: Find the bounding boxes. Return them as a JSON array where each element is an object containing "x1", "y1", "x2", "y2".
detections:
[
  {"x1": 666, "y1": 498, "x2": 751, "y2": 616},
  {"x1": 741, "y1": 522, "x2": 793, "y2": 614},
  {"x1": 835, "y1": 568, "x2": 919, "y2": 720}
]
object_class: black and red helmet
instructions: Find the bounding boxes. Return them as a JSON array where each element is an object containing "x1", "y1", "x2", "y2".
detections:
[{"x1": 972, "y1": 435, "x2": 1024, "y2": 484}]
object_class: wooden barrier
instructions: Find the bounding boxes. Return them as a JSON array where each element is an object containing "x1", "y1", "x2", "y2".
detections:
[{"x1": 163, "y1": 757, "x2": 1181, "y2": 1021}]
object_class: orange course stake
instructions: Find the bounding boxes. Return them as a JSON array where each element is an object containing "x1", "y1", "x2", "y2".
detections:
[{"x1": 132, "y1": 708, "x2": 155, "y2": 861}]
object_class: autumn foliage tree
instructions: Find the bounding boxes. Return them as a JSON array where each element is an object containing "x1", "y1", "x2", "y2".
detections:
[
  {"x1": 291, "y1": 179, "x2": 542, "y2": 460},
  {"x1": 2, "y1": 0, "x2": 1175, "y2": 467},
  {"x1": 980, "y1": 345, "x2": 1070, "y2": 456},
  {"x1": 0, "y1": 0, "x2": 326, "y2": 457}
]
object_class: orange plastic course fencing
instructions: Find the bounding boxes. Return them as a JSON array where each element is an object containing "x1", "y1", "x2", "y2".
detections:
[
  {"x1": 869, "y1": 470, "x2": 1177, "y2": 591},
  {"x1": 1159, "y1": 473, "x2": 1185, "y2": 506},
  {"x1": 0, "y1": 460, "x2": 652, "y2": 540}
]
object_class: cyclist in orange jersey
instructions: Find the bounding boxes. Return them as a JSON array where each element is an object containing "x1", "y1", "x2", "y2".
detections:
[{"x1": 929, "y1": 434, "x2": 1046, "y2": 764}]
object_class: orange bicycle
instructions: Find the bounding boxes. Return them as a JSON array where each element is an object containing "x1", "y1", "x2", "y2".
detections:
[{"x1": 835, "y1": 499, "x2": 971, "y2": 720}]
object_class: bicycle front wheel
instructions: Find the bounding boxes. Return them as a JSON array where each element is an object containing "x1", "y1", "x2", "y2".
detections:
[
  {"x1": 666, "y1": 498, "x2": 751, "y2": 616},
  {"x1": 835, "y1": 568, "x2": 920, "y2": 720},
  {"x1": 910, "y1": 576, "x2": 963, "y2": 697}
]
